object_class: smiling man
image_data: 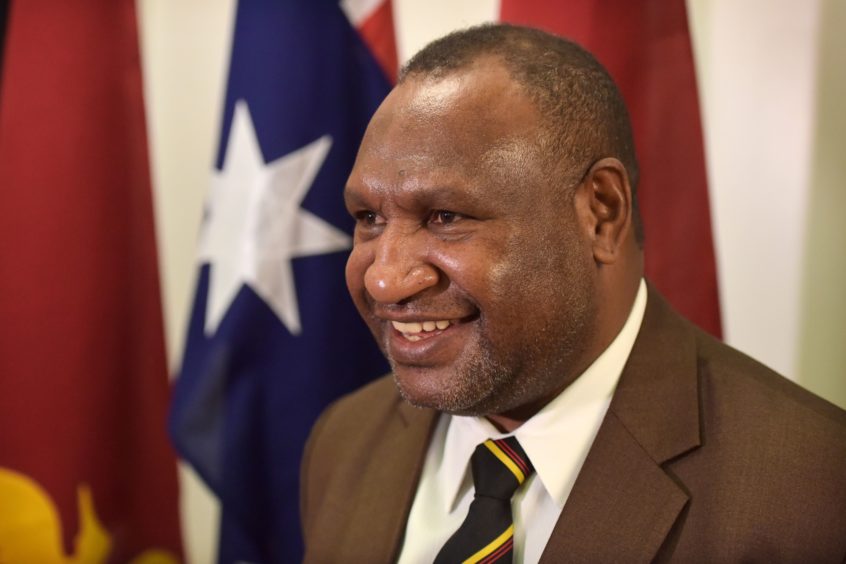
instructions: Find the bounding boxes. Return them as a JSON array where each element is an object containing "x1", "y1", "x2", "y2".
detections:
[{"x1": 300, "y1": 25, "x2": 846, "y2": 563}]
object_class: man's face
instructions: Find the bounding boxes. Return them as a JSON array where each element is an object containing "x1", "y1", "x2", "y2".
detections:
[{"x1": 345, "y1": 59, "x2": 599, "y2": 418}]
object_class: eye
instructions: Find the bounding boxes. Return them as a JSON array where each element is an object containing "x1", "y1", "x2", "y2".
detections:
[
  {"x1": 429, "y1": 210, "x2": 461, "y2": 225},
  {"x1": 355, "y1": 210, "x2": 384, "y2": 226}
]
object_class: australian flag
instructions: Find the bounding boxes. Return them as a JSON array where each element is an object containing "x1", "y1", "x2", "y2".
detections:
[{"x1": 169, "y1": 1, "x2": 394, "y2": 561}]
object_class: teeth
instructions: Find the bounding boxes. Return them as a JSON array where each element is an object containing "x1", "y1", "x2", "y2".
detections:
[
  {"x1": 392, "y1": 321, "x2": 422, "y2": 333},
  {"x1": 391, "y1": 319, "x2": 453, "y2": 336}
]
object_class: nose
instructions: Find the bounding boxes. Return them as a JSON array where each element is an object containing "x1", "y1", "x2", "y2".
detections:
[{"x1": 363, "y1": 227, "x2": 440, "y2": 304}]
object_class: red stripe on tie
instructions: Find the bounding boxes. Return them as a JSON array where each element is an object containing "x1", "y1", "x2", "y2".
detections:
[
  {"x1": 496, "y1": 439, "x2": 529, "y2": 475},
  {"x1": 479, "y1": 537, "x2": 513, "y2": 564}
]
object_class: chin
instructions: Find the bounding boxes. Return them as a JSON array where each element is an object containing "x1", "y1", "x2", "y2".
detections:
[
  {"x1": 391, "y1": 364, "x2": 450, "y2": 409},
  {"x1": 391, "y1": 362, "x2": 507, "y2": 416}
]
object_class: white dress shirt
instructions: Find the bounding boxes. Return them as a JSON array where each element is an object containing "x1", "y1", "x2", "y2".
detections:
[{"x1": 397, "y1": 280, "x2": 647, "y2": 564}]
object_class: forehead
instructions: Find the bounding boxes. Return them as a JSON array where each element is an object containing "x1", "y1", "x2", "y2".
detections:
[{"x1": 349, "y1": 58, "x2": 545, "y2": 195}]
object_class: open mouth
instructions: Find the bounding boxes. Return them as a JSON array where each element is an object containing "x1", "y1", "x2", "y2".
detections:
[{"x1": 383, "y1": 313, "x2": 479, "y2": 366}]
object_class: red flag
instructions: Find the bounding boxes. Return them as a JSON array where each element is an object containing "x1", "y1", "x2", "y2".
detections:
[
  {"x1": 0, "y1": 1, "x2": 183, "y2": 562},
  {"x1": 501, "y1": 0, "x2": 722, "y2": 337},
  {"x1": 354, "y1": 0, "x2": 398, "y2": 83}
]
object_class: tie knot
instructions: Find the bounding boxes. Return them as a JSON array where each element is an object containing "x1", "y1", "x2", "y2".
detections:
[{"x1": 470, "y1": 437, "x2": 534, "y2": 501}]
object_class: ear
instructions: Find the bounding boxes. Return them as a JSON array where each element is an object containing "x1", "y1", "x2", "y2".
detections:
[{"x1": 576, "y1": 157, "x2": 633, "y2": 265}]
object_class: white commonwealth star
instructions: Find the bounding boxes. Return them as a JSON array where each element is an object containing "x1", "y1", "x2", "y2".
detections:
[{"x1": 198, "y1": 100, "x2": 351, "y2": 337}]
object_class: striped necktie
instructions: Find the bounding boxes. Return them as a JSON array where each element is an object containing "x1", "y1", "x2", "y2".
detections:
[{"x1": 434, "y1": 437, "x2": 535, "y2": 564}]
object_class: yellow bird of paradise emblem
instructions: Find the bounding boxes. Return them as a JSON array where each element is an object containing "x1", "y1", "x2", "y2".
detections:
[{"x1": 0, "y1": 467, "x2": 178, "y2": 564}]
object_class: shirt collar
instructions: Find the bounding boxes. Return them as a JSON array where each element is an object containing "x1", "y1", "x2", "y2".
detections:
[{"x1": 440, "y1": 279, "x2": 648, "y2": 510}]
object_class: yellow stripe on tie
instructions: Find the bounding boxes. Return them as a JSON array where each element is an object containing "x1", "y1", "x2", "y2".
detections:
[
  {"x1": 462, "y1": 524, "x2": 514, "y2": 564},
  {"x1": 484, "y1": 440, "x2": 525, "y2": 484}
]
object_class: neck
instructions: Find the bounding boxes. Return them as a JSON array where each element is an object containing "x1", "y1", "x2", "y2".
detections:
[{"x1": 485, "y1": 412, "x2": 528, "y2": 434}]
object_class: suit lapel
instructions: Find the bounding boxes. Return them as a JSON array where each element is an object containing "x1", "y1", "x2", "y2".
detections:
[
  {"x1": 341, "y1": 397, "x2": 438, "y2": 562},
  {"x1": 540, "y1": 286, "x2": 702, "y2": 562}
]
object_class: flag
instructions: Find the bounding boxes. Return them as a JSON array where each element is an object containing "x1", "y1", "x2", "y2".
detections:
[
  {"x1": 0, "y1": 1, "x2": 183, "y2": 562},
  {"x1": 501, "y1": 0, "x2": 722, "y2": 337},
  {"x1": 168, "y1": 1, "x2": 394, "y2": 561}
]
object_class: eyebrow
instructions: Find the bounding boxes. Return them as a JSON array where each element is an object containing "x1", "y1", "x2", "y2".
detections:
[
  {"x1": 343, "y1": 186, "x2": 369, "y2": 210},
  {"x1": 410, "y1": 181, "x2": 481, "y2": 203},
  {"x1": 345, "y1": 181, "x2": 488, "y2": 212}
]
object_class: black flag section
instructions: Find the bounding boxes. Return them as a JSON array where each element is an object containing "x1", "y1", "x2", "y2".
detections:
[{"x1": 0, "y1": 0, "x2": 10, "y2": 96}]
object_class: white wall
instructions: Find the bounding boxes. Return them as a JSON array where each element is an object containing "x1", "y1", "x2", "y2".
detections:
[
  {"x1": 138, "y1": 1, "x2": 846, "y2": 561},
  {"x1": 688, "y1": 0, "x2": 820, "y2": 378}
]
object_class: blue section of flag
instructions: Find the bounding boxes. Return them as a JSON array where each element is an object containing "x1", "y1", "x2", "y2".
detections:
[{"x1": 169, "y1": 1, "x2": 391, "y2": 562}]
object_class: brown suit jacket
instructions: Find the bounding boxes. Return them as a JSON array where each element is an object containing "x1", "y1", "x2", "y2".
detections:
[{"x1": 301, "y1": 288, "x2": 846, "y2": 562}]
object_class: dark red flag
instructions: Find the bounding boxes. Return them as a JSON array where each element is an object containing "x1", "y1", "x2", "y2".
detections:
[
  {"x1": 0, "y1": 1, "x2": 183, "y2": 562},
  {"x1": 501, "y1": 0, "x2": 722, "y2": 337}
]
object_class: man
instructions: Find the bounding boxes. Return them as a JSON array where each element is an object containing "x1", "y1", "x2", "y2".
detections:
[{"x1": 301, "y1": 24, "x2": 846, "y2": 562}]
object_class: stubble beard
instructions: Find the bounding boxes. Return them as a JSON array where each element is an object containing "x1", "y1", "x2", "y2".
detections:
[
  {"x1": 390, "y1": 331, "x2": 515, "y2": 416},
  {"x1": 390, "y1": 293, "x2": 595, "y2": 419}
]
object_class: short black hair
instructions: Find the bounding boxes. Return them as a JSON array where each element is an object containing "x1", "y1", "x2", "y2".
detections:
[{"x1": 401, "y1": 24, "x2": 643, "y2": 243}]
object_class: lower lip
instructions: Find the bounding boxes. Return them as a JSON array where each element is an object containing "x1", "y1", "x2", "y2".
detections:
[{"x1": 387, "y1": 322, "x2": 472, "y2": 366}]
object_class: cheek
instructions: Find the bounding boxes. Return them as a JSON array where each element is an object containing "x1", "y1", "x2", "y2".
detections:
[
  {"x1": 485, "y1": 230, "x2": 543, "y2": 305},
  {"x1": 486, "y1": 224, "x2": 589, "y2": 324},
  {"x1": 430, "y1": 239, "x2": 503, "y2": 298}
]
